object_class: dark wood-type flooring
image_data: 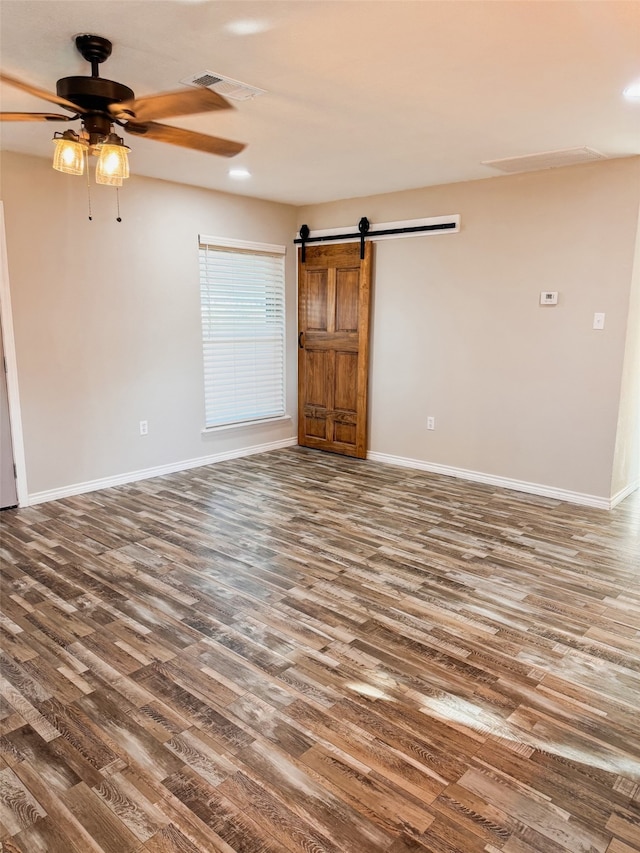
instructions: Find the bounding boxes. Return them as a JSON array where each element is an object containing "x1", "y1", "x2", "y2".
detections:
[{"x1": 1, "y1": 447, "x2": 639, "y2": 853}]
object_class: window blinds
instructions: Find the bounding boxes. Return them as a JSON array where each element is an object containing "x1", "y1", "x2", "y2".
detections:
[{"x1": 199, "y1": 238, "x2": 286, "y2": 428}]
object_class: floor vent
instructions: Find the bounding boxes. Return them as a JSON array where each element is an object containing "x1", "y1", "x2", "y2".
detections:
[
  {"x1": 181, "y1": 71, "x2": 266, "y2": 101},
  {"x1": 482, "y1": 146, "x2": 607, "y2": 174}
]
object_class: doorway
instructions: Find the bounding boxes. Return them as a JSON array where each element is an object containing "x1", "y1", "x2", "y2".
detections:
[
  {"x1": 0, "y1": 202, "x2": 25, "y2": 509},
  {"x1": 0, "y1": 319, "x2": 18, "y2": 509}
]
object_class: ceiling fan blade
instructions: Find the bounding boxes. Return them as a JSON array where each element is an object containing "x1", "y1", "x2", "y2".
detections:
[
  {"x1": 124, "y1": 121, "x2": 245, "y2": 158},
  {"x1": 0, "y1": 111, "x2": 75, "y2": 122},
  {"x1": 111, "y1": 88, "x2": 231, "y2": 123},
  {"x1": 0, "y1": 71, "x2": 86, "y2": 114}
]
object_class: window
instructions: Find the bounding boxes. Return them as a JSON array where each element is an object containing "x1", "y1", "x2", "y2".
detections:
[{"x1": 199, "y1": 235, "x2": 286, "y2": 428}]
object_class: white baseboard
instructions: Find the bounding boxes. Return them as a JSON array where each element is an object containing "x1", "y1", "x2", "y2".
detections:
[
  {"x1": 366, "y1": 450, "x2": 618, "y2": 510},
  {"x1": 609, "y1": 480, "x2": 640, "y2": 509},
  {"x1": 28, "y1": 440, "x2": 637, "y2": 511},
  {"x1": 28, "y1": 437, "x2": 297, "y2": 506}
]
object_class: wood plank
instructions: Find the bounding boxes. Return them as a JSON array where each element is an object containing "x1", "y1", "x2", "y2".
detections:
[{"x1": 1, "y1": 447, "x2": 639, "y2": 852}]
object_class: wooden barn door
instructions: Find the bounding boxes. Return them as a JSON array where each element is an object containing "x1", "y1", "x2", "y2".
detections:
[{"x1": 298, "y1": 241, "x2": 372, "y2": 458}]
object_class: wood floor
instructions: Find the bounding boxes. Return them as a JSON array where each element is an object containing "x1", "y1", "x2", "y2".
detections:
[{"x1": 1, "y1": 447, "x2": 639, "y2": 853}]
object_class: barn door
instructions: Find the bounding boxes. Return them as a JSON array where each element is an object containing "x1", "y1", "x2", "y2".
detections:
[{"x1": 298, "y1": 241, "x2": 373, "y2": 458}]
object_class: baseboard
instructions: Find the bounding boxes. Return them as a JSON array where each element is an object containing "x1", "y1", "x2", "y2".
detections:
[
  {"x1": 366, "y1": 450, "x2": 614, "y2": 510},
  {"x1": 609, "y1": 480, "x2": 640, "y2": 509},
  {"x1": 28, "y1": 440, "x2": 635, "y2": 511},
  {"x1": 28, "y1": 437, "x2": 297, "y2": 506}
]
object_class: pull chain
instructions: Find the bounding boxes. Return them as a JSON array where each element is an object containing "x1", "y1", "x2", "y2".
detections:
[
  {"x1": 85, "y1": 149, "x2": 93, "y2": 221},
  {"x1": 116, "y1": 187, "x2": 122, "y2": 222}
]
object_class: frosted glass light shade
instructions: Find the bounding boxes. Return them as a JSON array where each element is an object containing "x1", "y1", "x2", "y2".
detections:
[
  {"x1": 95, "y1": 169, "x2": 123, "y2": 187},
  {"x1": 96, "y1": 140, "x2": 130, "y2": 185},
  {"x1": 52, "y1": 134, "x2": 84, "y2": 175}
]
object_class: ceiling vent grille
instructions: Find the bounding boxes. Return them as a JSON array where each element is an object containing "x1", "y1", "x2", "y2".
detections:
[
  {"x1": 482, "y1": 147, "x2": 607, "y2": 174},
  {"x1": 181, "y1": 70, "x2": 266, "y2": 101}
]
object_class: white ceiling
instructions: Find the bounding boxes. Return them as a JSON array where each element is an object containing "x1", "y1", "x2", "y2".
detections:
[{"x1": 1, "y1": 0, "x2": 639, "y2": 206}]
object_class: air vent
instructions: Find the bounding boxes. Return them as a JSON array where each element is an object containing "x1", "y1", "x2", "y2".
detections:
[
  {"x1": 181, "y1": 70, "x2": 266, "y2": 101},
  {"x1": 482, "y1": 147, "x2": 607, "y2": 174}
]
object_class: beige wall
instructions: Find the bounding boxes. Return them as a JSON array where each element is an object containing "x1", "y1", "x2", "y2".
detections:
[
  {"x1": 299, "y1": 158, "x2": 640, "y2": 499},
  {"x1": 3, "y1": 151, "x2": 639, "y2": 504},
  {"x1": 1, "y1": 151, "x2": 298, "y2": 497}
]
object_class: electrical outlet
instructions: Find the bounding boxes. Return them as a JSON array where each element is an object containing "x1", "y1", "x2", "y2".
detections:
[
  {"x1": 427, "y1": 417, "x2": 435, "y2": 430},
  {"x1": 139, "y1": 420, "x2": 148, "y2": 436}
]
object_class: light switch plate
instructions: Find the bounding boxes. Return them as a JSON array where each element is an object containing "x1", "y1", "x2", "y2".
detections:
[{"x1": 593, "y1": 312, "x2": 605, "y2": 330}]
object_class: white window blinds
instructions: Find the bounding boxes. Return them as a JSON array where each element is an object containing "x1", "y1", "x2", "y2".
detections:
[{"x1": 199, "y1": 236, "x2": 286, "y2": 428}]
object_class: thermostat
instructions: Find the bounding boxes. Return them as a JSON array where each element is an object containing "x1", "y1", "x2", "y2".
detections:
[{"x1": 540, "y1": 291, "x2": 558, "y2": 305}]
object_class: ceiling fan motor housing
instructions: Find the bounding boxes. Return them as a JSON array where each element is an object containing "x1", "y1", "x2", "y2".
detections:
[
  {"x1": 56, "y1": 76, "x2": 135, "y2": 135},
  {"x1": 56, "y1": 35, "x2": 135, "y2": 137},
  {"x1": 56, "y1": 76, "x2": 134, "y2": 111}
]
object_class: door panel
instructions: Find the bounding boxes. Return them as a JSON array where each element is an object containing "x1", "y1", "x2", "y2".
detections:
[
  {"x1": 306, "y1": 417, "x2": 328, "y2": 439},
  {"x1": 307, "y1": 272, "x2": 329, "y2": 330},
  {"x1": 334, "y1": 423, "x2": 356, "y2": 445},
  {"x1": 334, "y1": 351, "x2": 358, "y2": 411},
  {"x1": 335, "y1": 271, "x2": 359, "y2": 332},
  {"x1": 305, "y1": 350, "x2": 330, "y2": 407},
  {"x1": 298, "y1": 241, "x2": 372, "y2": 458}
]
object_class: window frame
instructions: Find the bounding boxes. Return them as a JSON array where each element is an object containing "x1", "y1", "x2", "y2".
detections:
[{"x1": 198, "y1": 234, "x2": 287, "y2": 431}]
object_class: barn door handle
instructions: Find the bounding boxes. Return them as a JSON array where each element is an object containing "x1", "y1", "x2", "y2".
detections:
[{"x1": 298, "y1": 331, "x2": 305, "y2": 349}]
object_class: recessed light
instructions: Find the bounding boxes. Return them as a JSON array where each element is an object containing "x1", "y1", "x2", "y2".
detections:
[
  {"x1": 225, "y1": 19, "x2": 270, "y2": 36},
  {"x1": 228, "y1": 167, "x2": 251, "y2": 180},
  {"x1": 623, "y1": 80, "x2": 640, "y2": 100}
]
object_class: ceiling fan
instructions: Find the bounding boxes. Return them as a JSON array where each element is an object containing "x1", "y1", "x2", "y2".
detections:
[{"x1": 0, "y1": 34, "x2": 245, "y2": 184}]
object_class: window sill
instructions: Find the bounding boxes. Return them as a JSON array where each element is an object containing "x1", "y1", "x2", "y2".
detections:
[{"x1": 201, "y1": 415, "x2": 292, "y2": 435}]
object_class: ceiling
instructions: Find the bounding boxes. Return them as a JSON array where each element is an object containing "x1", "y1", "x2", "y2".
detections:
[{"x1": 1, "y1": 0, "x2": 639, "y2": 206}]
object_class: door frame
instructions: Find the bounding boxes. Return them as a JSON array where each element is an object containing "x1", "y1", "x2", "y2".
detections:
[{"x1": 0, "y1": 202, "x2": 28, "y2": 507}]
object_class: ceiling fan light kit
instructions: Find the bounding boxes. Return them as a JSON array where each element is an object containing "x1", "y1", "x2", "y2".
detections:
[
  {"x1": 1, "y1": 33, "x2": 246, "y2": 201},
  {"x1": 95, "y1": 133, "x2": 130, "y2": 185},
  {"x1": 52, "y1": 127, "x2": 130, "y2": 185},
  {"x1": 52, "y1": 129, "x2": 85, "y2": 175}
]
